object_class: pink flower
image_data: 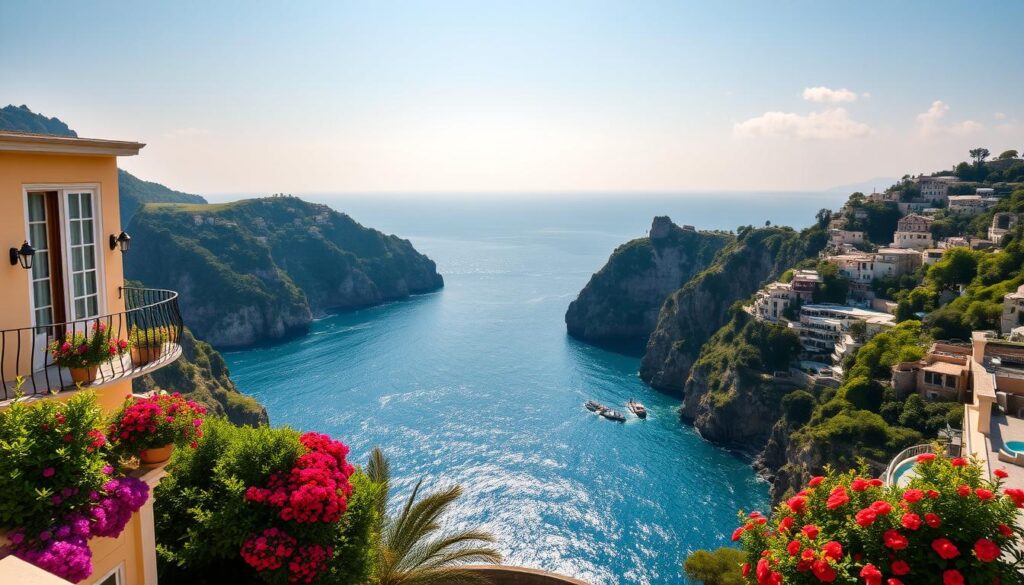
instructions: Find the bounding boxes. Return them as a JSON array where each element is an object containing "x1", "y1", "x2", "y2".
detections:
[{"x1": 42, "y1": 467, "x2": 56, "y2": 478}]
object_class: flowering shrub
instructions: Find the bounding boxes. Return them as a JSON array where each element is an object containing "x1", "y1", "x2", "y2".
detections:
[
  {"x1": 46, "y1": 321, "x2": 128, "y2": 369},
  {"x1": 735, "y1": 453, "x2": 1024, "y2": 585},
  {"x1": 0, "y1": 390, "x2": 149, "y2": 582},
  {"x1": 154, "y1": 418, "x2": 378, "y2": 585},
  {"x1": 108, "y1": 392, "x2": 207, "y2": 453}
]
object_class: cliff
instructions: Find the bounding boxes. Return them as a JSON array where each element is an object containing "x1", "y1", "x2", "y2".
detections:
[
  {"x1": 639, "y1": 225, "x2": 827, "y2": 392},
  {"x1": 125, "y1": 196, "x2": 444, "y2": 347},
  {"x1": 133, "y1": 328, "x2": 268, "y2": 426},
  {"x1": 565, "y1": 217, "x2": 732, "y2": 346},
  {"x1": 0, "y1": 105, "x2": 76, "y2": 137}
]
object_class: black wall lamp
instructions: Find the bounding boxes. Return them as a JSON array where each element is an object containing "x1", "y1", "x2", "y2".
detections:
[
  {"x1": 110, "y1": 231, "x2": 131, "y2": 253},
  {"x1": 9, "y1": 241, "x2": 34, "y2": 270}
]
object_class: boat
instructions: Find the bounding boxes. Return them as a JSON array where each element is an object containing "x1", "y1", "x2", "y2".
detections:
[
  {"x1": 600, "y1": 409, "x2": 626, "y2": 422},
  {"x1": 627, "y1": 399, "x2": 647, "y2": 419},
  {"x1": 585, "y1": 400, "x2": 606, "y2": 413}
]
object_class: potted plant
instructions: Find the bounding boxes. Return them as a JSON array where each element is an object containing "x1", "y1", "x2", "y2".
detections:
[
  {"x1": 46, "y1": 322, "x2": 128, "y2": 384},
  {"x1": 108, "y1": 392, "x2": 207, "y2": 465},
  {"x1": 128, "y1": 326, "x2": 170, "y2": 367}
]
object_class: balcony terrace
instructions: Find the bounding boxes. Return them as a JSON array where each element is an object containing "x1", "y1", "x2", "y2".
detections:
[{"x1": 0, "y1": 287, "x2": 182, "y2": 401}]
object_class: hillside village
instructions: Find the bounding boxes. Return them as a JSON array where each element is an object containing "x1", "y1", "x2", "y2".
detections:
[{"x1": 743, "y1": 150, "x2": 1024, "y2": 492}]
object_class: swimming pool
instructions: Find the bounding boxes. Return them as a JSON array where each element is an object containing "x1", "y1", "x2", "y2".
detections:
[
  {"x1": 1005, "y1": 441, "x2": 1024, "y2": 455},
  {"x1": 890, "y1": 459, "x2": 918, "y2": 486}
]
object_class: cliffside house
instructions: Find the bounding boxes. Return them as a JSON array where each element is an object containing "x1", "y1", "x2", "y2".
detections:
[
  {"x1": 0, "y1": 131, "x2": 185, "y2": 584},
  {"x1": 790, "y1": 304, "x2": 895, "y2": 356},
  {"x1": 825, "y1": 248, "x2": 922, "y2": 299},
  {"x1": 989, "y1": 212, "x2": 1019, "y2": 243},
  {"x1": 892, "y1": 214, "x2": 934, "y2": 250},
  {"x1": 828, "y1": 229, "x2": 864, "y2": 249},
  {"x1": 751, "y1": 270, "x2": 820, "y2": 324},
  {"x1": 949, "y1": 192, "x2": 999, "y2": 216},
  {"x1": 921, "y1": 248, "x2": 945, "y2": 266},
  {"x1": 1001, "y1": 285, "x2": 1024, "y2": 337},
  {"x1": 917, "y1": 176, "x2": 956, "y2": 203},
  {"x1": 891, "y1": 342, "x2": 973, "y2": 402}
]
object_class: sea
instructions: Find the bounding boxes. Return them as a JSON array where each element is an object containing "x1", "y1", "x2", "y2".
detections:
[{"x1": 218, "y1": 192, "x2": 847, "y2": 584}]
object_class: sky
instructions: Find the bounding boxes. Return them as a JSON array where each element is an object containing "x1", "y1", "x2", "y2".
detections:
[{"x1": 2, "y1": 1, "x2": 1023, "y2": 196}]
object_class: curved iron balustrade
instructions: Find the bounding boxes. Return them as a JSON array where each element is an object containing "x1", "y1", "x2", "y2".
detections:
[{"x1": 0, "y1": 287, "x2": 183, "y2": 399}]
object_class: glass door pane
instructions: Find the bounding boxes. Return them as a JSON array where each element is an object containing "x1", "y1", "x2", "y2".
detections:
[
  {"x1": 65, "y1": 191, "x2": 100, "y2": 321},
  {"x1": 27, "y1": 193, "x2": 54, "y2": 329}
]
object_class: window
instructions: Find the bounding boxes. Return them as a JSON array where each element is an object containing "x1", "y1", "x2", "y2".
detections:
[
  {"x1": 924, "y1": 371, "x2": 942, "y2": 386},
  {"x1": 66, "y1": 191, "x2": 100, "y2": 320},
  {"x1": 945, "y1": 375, "x2": 957, "y2": 389},
  {"x1": 26, "y1": 193, "x2": 54, "y2": 329},
  {"x1": 93, "y1": 564, "x2": 123, "y2": 585}
]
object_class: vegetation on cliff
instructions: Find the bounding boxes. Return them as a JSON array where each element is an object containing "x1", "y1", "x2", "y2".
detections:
[
  {"x1": 640, "y1": 222, "x2": 828, "y2": 392},
  {"x1": 133, "y1": 327, "x2": 268, "y2": 427},
  {"x1": 0, "y1": 105, "x2": 76, "y2": 137},
  {"x1": 125, "y1": 197, "x2": 444, "y2": 347},
  {"x1": 565, "y1": 218, "x2": 732, "y2": 346}
]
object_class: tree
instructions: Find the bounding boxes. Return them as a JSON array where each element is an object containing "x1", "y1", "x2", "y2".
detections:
[
  {"x1": 998, "y1": 149, "x2": 1019, "y2": 160},
  {"x1": 970, "y1": 147, "x2": 991, "y2": 166},
  {"x1": 367, "y1": 448, "x2": 501, "y2": 585},
  {"x1": 782, "y1": 390, "x2": 815, "y2": 426},
  {"x1": 684, "y1": 547, "x2": 746, "y2": 585},
  {"x1": 928, "y1": 247, "x2": 979, "y2": 290},
  {"x1": 816, "y1": 208, "x2": 832, "y2": 229}
]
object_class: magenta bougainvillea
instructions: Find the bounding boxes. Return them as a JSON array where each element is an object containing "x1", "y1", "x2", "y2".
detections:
[
  {"x1": 108, "y1": 392, "x2": 207, "y2": 452},
  {"x1": 241, "y1": 432, "x2": 354, "y2": 583},
  {"x1": 10, "y1": 476, "x2": 149, "y2": 582},
  {"x1": 735, "y1": 453, "x2": 1024, "y2": 585}
]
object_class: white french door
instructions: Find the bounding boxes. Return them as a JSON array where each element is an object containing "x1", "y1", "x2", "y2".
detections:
[{"x1": 63, "y1": 190, "x2": 102, "y2": 322}]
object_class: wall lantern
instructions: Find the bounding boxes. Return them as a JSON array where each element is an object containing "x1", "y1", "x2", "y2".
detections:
[
  {"x1": 9, "y1": 241, "x2": 34, "y2": 270},
  {"x1": 110, "y1": 231, "x2": 131, "y2": 253}
]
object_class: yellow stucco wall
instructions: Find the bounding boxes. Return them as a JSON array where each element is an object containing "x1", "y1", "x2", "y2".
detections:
[{"x1": 0, "y1": 151, "x2": 151, "y2": 585}]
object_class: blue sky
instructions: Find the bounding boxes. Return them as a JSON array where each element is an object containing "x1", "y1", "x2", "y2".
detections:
[{"x1": 2, "y1": 1, "x2": 1022, "y2": 194}]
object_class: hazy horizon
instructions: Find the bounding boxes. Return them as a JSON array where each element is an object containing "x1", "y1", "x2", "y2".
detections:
[{"x1": 4, "y1": 1, "x2": 1022, "y2": 195}]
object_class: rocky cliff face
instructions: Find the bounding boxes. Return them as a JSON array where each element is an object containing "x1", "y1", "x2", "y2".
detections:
[
  {"x1": 126, "y1": 196, "x2": 443, "y2": 348},
  {"x1": 133, "y1": 328, "x2": 268, "y2": 426},
  {"x1": 640, "y1": 226, "x2": 826, "y2": 392},
  {"x1": 681, "y1": 366, "x2": 789, "y2": 448},
  {"x1": 565, "y1": 217, "x2": 731, "y2": 346}
]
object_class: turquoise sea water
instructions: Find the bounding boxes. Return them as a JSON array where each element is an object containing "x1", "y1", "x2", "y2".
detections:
[{"x1": 222, "y1": 193, "x2": 845, "y2": 584}]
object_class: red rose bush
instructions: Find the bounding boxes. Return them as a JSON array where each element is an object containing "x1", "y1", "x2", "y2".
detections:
[{"x1": 735, "y1": 453, "x2": 1024, "y2": 584}]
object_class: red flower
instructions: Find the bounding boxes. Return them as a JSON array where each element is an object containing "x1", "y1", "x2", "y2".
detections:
[
  {"x1": 808, "y1": 476, "x2": 824, "y2": 487},
  {"x1": 811, "y1": 559, "x2": 836, "y2": 583},
  {"x1": 851, "y1": 477, "x2": 870, "y2": 492},
  {"x1": 957, "y1": 484, "x2": 971, "y2": 497},
  {"x1": 1005, "y1": 488, "x2": 1024, "y2": 508},
  {"x1": 787, "y1": 540, "x2": 801, "y2": 556},
  {"x1": 826, "y1": 486, "x2": 849, "y2": 509},
  {"x1": 869, "y1": 478, "x2": 883, "y2": 487},
  {"x1": 902, "y1": 489, "x2": 924, "y2": 503},
  {"x1": 974, "y1": 538, "x2": 1000, "y2": 562},
  {"x1": 995, "y1": 468, "x2": 1009, "y2": 478},
  {"x1": 855, "y1": 508, "x2": 877, "y2": 527},
  {"x1": 732, "y1": 527, "x2": 745, "y2": 541},
  {"x1": 888, "y1": 580, "x2": 904, "y2": 585},
  {"x1": 951, "y1": 457, "x2": 967, "y2": 466},
  {"x1": 822, "y1": 541, "x2": 842, "y2": 561},
  {"x1": 943, "y1": 569, "x2": 964, "y2": 585},
  {"x1": 802, "y1": 524, "x2": 819, "y2": 539},
  {"x1": 932, "y1": 538, "x2": 960, "y2": 560},
  {"x1": 883, "y1": 529, "x2": 908, "y2": 550},
  {"x1": 998, "y1": 523, "x2": 1013, "y2": 538},
  {"x1": 890, "y1": 560, "x2": 910, "y2": 575},
  {"x1": 742, "y1": 563, "x2": 750, "y2": 577},
  {"x1": 900, "y1": 512, "x2": 921, "y2": 530},
  {"x1": 924, "y1": 513, "x2": 942, "y2": 528},
  {"x1": 778, "y1": 516, "x2": 794, "y2": 533},
  {"x1": 787, "y1": 495, "x2": 807, "y2": 514},
  {"x1": 916, "y1": 452, "x2": 936, "y2": 463},
  {"x1": 859, "y1": 564, "x2": 882, "y2": 585},
  {"x1": 927, "y1": 489, "x2": 940, "y2": 499},
  {"x1": 869, "y1": 500, "x2": 892, "y2": 515},
  {"x1": 976, "y1": 488, "x2": 994, "y2": 501}
]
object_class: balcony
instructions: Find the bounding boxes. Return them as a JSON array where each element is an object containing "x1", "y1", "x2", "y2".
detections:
[{"x1": 0, "y1": 287, "x2": 183, "y2": 400}]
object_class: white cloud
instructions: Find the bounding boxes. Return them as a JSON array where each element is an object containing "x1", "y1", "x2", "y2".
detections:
[
  {"x1": 802, "y1": 86, "x2": 858, "y2": 103},
  {"x1": 733, "y1": 107, "x2": 872, "y2": 140},
  {"x1": 916, "y1": 100, "x2": 983, "y2": 136},
  {"x1": 994, "y1": 112, "x2": 1007, "y2": 120},
  {"x1": 861, "y1": 92, "x2": 872, "y2": 99}
]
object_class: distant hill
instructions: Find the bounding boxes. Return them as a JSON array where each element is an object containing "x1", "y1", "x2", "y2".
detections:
[
  {"x1": 118, "y1": 169, "x2": 206, "y2": 223},
  {"x1": 0, "y1": 104, "x2": 207, "y2": 222},
  {"x1": 0, "y1": 105, "x2": 77, "y2": 137},
  {"x1": 125, "y1": 196, "x2": 444, "y2": 347}
]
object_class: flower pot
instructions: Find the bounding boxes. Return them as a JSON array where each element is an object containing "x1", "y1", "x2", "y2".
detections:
[
  {"x1": 69, "y1": 366, "x2": 99, "y2": 384},
  {"x1": 139, "y1": 444, "x2": 174, "y2": 466},
  {"x1": 130, "y1": 345, "x2": 165, "y2": 367}
]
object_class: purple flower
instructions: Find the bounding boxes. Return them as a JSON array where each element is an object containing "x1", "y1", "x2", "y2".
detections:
[
  {"x1": 101, "y1": 465, "x2": 113, "y2": 475},
  {"x1": 38, "y1": 530, "x2": 51, "y2": 541},
  {"x1": 41, "y1": 467, "x2": 55, "y2": 478},
  {"x1": 50, "y1": 495, "x2": 62, "y2": 506}
]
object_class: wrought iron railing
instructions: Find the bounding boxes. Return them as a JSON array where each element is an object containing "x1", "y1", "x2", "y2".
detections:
[{"x1": 0, "y1": 287, "x2": 183, "y2": 399}]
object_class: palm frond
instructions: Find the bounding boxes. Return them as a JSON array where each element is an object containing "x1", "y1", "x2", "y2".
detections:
[{"x1": 367, "y1": 447, "x2": 392, "y2": 516}]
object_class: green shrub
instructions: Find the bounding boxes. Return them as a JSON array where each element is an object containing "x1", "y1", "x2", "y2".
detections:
[
  {"x1": 782, "y1": 390, "x2": 815, "y2": 426},
  {"x1": 683, "y1": 547, "x2": 746, "y2": 585}
]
